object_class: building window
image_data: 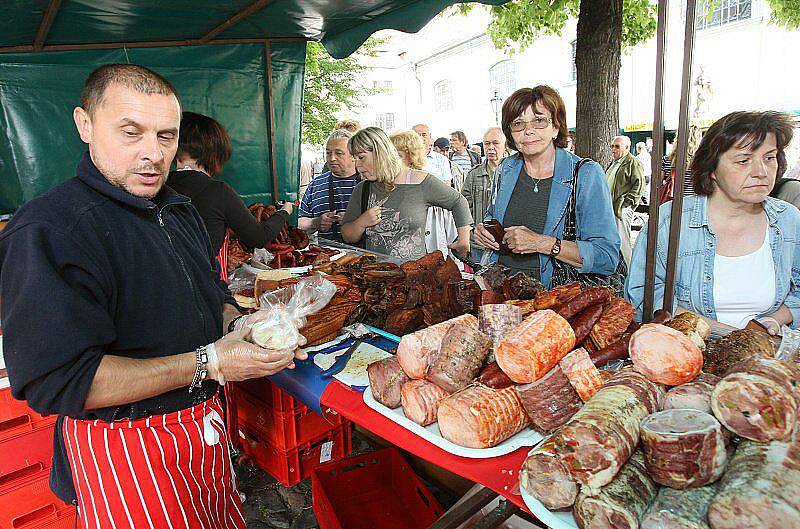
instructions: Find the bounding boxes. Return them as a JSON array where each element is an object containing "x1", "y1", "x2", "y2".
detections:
[
  {"x1": 695, "y1": 0, "x2": 751, "y2": 29},
  {"x1": 434, "y1": 80, "x2": 453, "y2": 111},
  {"x1": 570, "y1": 40, "x2": 577, "y2": 82},
  {"x1": 489, "y1": 60, "x2": 516, "y2": 100},
  {"x1": 375, "y1": 113, "x2": 395, "y2": 130}
]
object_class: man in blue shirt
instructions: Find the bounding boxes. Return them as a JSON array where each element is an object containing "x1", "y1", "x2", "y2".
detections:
[{"x1": 298, "y1": 129, "x2": 360, "y2": 242}]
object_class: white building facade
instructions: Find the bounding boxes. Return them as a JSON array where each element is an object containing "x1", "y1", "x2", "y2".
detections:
[{"x1": 347, "y1": 0, "x2": 800, "y2": 147}]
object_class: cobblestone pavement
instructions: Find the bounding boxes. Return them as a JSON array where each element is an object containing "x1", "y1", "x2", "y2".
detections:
[{"x1": 235, "y1": 429, "x2": 459, "y2": 528}]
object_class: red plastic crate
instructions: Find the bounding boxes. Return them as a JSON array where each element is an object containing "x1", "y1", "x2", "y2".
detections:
[
  {"x1": 0, "y1": 388, "x2": 56, "y2": 443},
  {"x1": 239, "y1": 422, "x2": 352, "y2": 487},
  {"x1": 235, "y1": 378, "x2": 306, "y2": 413},
  {"x1": 312, "y1": 447, "x2": 444, "y2": 529},
  {"x1": 0, "y1": 424, "x2": 55, "y2": 484},
  {"x1": 0, "y1": 469, "x2": 74, "y2": 529},
  {"x1": 234, "y1": 388, "x2": 343, "y2": 451}
]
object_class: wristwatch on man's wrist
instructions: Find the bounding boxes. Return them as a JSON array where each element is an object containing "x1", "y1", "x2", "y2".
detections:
[
  {"x1": 550, "y1": 237, "x2": 562, "y2": 257},
  {"x1": 189, "y1": 345, "x2": 210, "y2": 393}
]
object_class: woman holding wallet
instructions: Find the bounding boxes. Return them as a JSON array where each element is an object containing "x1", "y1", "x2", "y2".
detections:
[{"x1": 472, "y1": 86, "x2": 620, "y2": 285}]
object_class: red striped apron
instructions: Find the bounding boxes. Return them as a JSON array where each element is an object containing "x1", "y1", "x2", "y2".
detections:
[
  {"x1": 217, "y1": 232, "x2": 230, "y2": 282},
  {"x1": 62, "y1": 398, "x2": 246, "y2": 529}
]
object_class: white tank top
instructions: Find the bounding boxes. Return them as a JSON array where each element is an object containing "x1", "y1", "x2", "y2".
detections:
[{"x1": 713, "y1": 228, "x2": 775, "y2": 328}]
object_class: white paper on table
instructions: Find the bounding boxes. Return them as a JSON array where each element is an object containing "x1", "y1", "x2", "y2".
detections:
[{"x1": 313, "y1": 342, "x2": 391, "y2": 387}]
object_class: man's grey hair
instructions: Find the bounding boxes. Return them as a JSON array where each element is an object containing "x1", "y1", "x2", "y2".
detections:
[
  {"x1": 484, "y1": 127, "x2": 504, "y2": 137},
  {"x1": 328, "y1": 129, "x2": 354, "y2": 143},
  {"x1": 81, "y1": 63, "x2": 180, "y2": 117},
  {"x1": 613, "y1": 135, "x2": 632, "y2": 147}
]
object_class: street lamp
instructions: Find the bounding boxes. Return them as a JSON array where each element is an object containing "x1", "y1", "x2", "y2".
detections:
[{"x1": 490, "y1": 90, "x2": 502, "y2": 125}]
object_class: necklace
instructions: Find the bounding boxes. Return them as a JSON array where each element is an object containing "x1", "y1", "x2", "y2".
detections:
[{"x1": 533, "y1": 180, "x2": 539, "y2": 193}]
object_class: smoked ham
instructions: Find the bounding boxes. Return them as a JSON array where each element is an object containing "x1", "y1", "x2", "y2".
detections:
[
  {"x1": 588, "y1": 297, "x2": 636, "y2": 350},
  {"x1": 495, "y1": 309, "x2": 575, "y2": 384},
  {"x1": 426, "y1": 325, "x2": 492, "y2": 392},
  {"x1": 400, "y1": 380, "x2": 449, "y2": 426},
  {"x1": 641, "y1": 484, "x2": 717, "y2": 529},
  {"x1": 702, "y1": 328, "x2": 774, "y2": 376},
  {"x1": 437, "y1": 385, "x2": 528, "y2": 448},
  {"x1": 396, "y1": 314, "x2": 478, "y2": 379},
  {"x1": 515, "y1": 365, "x2": 583, "y2": 433},
  {"x1": 630, "y1": 324, "x2": 703, "y2": 386},
  {"x1": 711, "y1": 357, "x2": 800, "y2": 442},
  {"x1": 519, "y1": 436, "x2": 578, "y2": 510},
  {"x1": 559, "y1": 347, "x2": 604, "y2": 402},
  {"x1": 573, "y1": 451, "x2": 659, "y2": 529},
  {"x1": 533, "y1": 281, "x2": 581, "y2": 310},
  {"x1": 665, "y1": 311, "x2": 711, "y2": 350},
  {"x1": 367, "y1": 356, "x2": 410, "y2": 408},
  {"x1": 640, "y1": 409, "x2": 727, "y2": 489},
  {"x1": 663, "y1": 373, "x2": 720, "y2": 414},
  {"x1": 556, "y1": 368, "x2": 663, "y2": 490},
  {"x1": 708, "y1": 427, "x2": 800, "y2": 529}
]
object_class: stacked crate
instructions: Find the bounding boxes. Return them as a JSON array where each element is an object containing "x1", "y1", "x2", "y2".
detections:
[
  {"x1": 0, "y1": 387, "x2": 77, "y2": 529},
  {"x1": 233, "y1": 378, "x2": 352, "y2": 486}
]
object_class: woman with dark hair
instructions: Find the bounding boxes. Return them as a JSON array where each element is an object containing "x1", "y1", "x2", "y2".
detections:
[
  {"x1": 626, "y1": 111, "x2": 800, "y2": 332},
  {"x1": 472, "y1": 86, "x2": 620, "y2": 285},
  {"x1": 168, "y1": 112, "x2": 292, "y2": 262}
]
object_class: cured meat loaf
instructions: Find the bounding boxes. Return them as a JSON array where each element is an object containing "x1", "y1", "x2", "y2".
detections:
[
  {"x1": 556, "y1": 368, "x2": 663, "y2": 490},
  {"x1": 663, "y1": 373, "x2": 720, "y2": 413},
  {"x1": 519, "y1": 435, "x2": 578, "y2": 510},
  {"x1": 400, "y1": 380, "x2": 449, "y2": 426},
  {"x1": 666, "y1": 311, "x2": 711, "y2": 350},
  {"x1": 478, "y1": 303, "x2": 522, "y2": 353},
  {"x1": 708, "y1": 429, "x2": 800, "y2": 529},
  {"x1": 573, "y1": 451, "x2": 658, "y2": 529},
  {"x1": 397, "y1": 313, "x2": 478, "y2": 379},
  {"x1": 559, "y1": 347, "x2": 604, "y2": 402},
  {"x1": 630, "y1": 324, "x2": 703, "y2": 386},
  {"x1": 641, "y1": 484, "x2": 717, "y2": 529},
  {"x1": 640, "y1": 409, "x2": 727, "y2": 489},
  {"x1": 589, "y1": 297, "x2": 636, "y2": 350},
  {"x1": 426, "y1": 325, "x2": 492, "y2": 392},
  {"x1": 702, "y1": 328, "x2": 774, "y2": 376},
  {"x1": 437, "y1": 385, "x2": 528, "y2": 448},
  {"x1": 476, "y1": 361, "x2": 515, "y2": 389},
  {"x1": 495, "y1": 309, "x2": 575, "y2": 384},
  {"x1": 367, "y1": 356, "x2": 410, "y2": 408},
  {"x1": 515, "y1": 365, "x2": 583, "y2": 433},
  {"x1": 711, "y1": 357, "x2": 800, "y2": 442},
  {"x1": 556, "y1": 286, "x2": 612, "y2": 321}
]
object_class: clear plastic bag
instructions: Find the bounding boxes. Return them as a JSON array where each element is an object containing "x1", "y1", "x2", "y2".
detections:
[
  {"x1": 252, "y1": 248, "x2": 275, "y2": 269},
  {"x1": 227, "y1": 266, "x2": 257, "y2": 293},
  {"x1": 250, "y1": 275, "x2": 337, "y2": 350}
]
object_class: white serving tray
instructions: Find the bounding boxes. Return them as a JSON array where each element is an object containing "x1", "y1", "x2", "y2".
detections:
[{"x1": 363, "y1": 386, "x2": 542, "y2": 459}]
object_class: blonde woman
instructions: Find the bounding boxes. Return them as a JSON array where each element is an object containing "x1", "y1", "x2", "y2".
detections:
[
  {"x1": 390, "y1": 130, "x2": 461, "y2": 261},
  {"x1": 341, "y1": 127, "x2": 472, "y2": 261}
]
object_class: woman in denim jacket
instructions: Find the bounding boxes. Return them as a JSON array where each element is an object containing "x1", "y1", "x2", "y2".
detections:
[
  {"x1": 626, "y1": 111, "x2": 800, "y2": 332},
  {"x1": 473, "y1": 86, "x2": 620, "y2": 287}
]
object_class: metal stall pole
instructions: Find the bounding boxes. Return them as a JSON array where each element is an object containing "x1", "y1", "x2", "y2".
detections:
[
  {"x1": 662, "y1": 0, "x2": 698, "y2": 313},
  {"x1": 643, "y1": 0, "x2": 670, "y2": 321}
]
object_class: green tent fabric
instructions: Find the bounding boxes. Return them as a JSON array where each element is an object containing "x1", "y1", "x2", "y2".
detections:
[{"x1": 0, "y1": 1, "x2": 507, "y2": 216}]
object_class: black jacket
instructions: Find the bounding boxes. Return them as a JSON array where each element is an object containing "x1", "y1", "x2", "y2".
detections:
[
  {"x1": 0, "y1": 153, "x2": 230, "y2": 501},
  {"x1": 168, "y1": 169, "x2": 288, "y2": 255}
]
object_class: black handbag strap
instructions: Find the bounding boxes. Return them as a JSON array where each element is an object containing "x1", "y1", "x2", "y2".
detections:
[
  {"x1": 360, "y1": 180, "x2": 371, "y2": 214},
  {"x1": 560, "y1": 158, "x2": 593, "y2": 241}
]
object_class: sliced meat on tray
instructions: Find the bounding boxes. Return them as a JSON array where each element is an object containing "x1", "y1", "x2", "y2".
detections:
[
  {"x1": 519, "y1": 435, "x2": 578, "y2": 510},
  {"x1": 556, "y1": 368, "x2": 663, "y2": 490},
  {"x1": 708, "y1": 427, "x2": 800, "y2": 529},
  {"x1": 702, "y1": 328, "x2": 775, "y2": 376},
  {"x1": 495, "y1": 309, "x2": 575, "y2": 384},
  {"x1": 641, "y1": 484, "x2": 717, "y2": 529},
  {"x1": 367, "y1": 356, "x2": 410, "y2": 409},
  {"x1": 662, "y1": 373, "x2": 720, "y2": 413},
  {"x1": 559, "y1": 347, "x2": 604, "y2": 402},
  {"x1": 573, "y1": 451, "x2": 658, "y2": 529},
  {"x1": 588, "y1": 297, "x2": 636, "y2": 350},
  {"x1": 478, "y1": 304, "x2": 522, "y2": 363},
  {"x1": 630, "y1": 324, "x2": 703, "y2": 386},
  {"x1": 400, "y1": 380, "x2": 449, "y2": 426},
  {"x1": 397, "y1": 313, "x2": 478, "y2": 379},
  {"x1": 426, "y1": 325, "x2": 492, "y2": 392},
  {"x1": 515, "y1": 365, "x2": 583, "y2": 433},
  {"x1": 437, "y1": 385, "x2": 529, "y2": 449},
  {"x1": 710, "y1": 357, "x2": 800, "y2": 442},
  {"x1": 640, "y1": 409, "x2": 727, "y2": 489}
]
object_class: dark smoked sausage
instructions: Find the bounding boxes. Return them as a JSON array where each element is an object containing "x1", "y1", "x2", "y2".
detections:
[
  {"x1": 589, "y1": 333, "x2": 633, "y2": 366},
  {"x1": 477, "y1": 361, "x2": 516, "y2": 389},
  {"x1": 556, "y1": 287, "x2": 612, "y2": 321},
  {"x1": 569, "y1": 304, "x2": 604, "y2": 345}
]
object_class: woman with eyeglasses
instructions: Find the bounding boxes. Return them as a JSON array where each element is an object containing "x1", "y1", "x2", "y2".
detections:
[{"x1": 472, "y1": 86, "x2": 620, "y2": 285}]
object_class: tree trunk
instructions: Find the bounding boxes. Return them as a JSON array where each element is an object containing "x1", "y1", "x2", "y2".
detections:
[{"x1": 575, "y1": 0, "x2": 622, "y2": 168}]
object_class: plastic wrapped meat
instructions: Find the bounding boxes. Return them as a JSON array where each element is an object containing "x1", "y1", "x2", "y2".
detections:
[
  {"x1": 519, "y1": 435, "x2": 578, "y2": 510},
  {"x1": 396, "y1": 314, "x2": 478, "y2": 379},
  {"x1": 640, "y1": 409, "x2": 727, "y2": 489},
  {"x1": 437, "y1": 385, "x2": 528, "y2": 449},
  {"x1": 630, "y1": 324, "x2": 704, "y2": 386},
  {"x1": 514, "y1": 365, "x2": 583, "y2": 433},
  {"x1": 478, "y1": 304, "x2": 522, "y2": 363},
  {"x1": 662, "y1": 373, "x2": 720, "y2": 413},
  {"x1": 426, "y1": 325, "x2": 492, "y2": 392}
]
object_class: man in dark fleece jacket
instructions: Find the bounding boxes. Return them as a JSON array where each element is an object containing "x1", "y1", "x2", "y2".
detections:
[{"x1": 0, "y1": 64, "x2": 304, "y2": 528}]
